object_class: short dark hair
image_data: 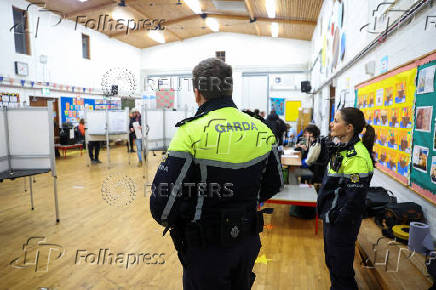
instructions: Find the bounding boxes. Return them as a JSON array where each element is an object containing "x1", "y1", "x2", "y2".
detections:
[
  {"x1": 303, "y1": 124, "x2": 320, "y2": 139},
  {"x1": 192, "y1": 58, "x2": 233, "y2": 100}
]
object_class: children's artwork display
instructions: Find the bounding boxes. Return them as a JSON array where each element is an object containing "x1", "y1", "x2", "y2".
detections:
[
  {"x1": 61, "y1": 96, "x2": 95, "y2": 125},
  {"x1": 410, "y1": 60, "x2": 436, "y2": 204},
  {"x1": 416, "y1": 65, "x2": 435, "y2": 94},
  {"x1": 0, "y1": 93, "x2": 20, "y2": 108},
  {"x1": 270, "y1": 98, "x2": 285, "y2": 116},
  {"x1": 61, "y1": 97, "x2": 121, "y2": 125},
  {"x1": 156, "y1": 89, "x2": 175, "y2": 109},
  {"x1": 94, "y1": 99, "x2": 121, "y2": 111},
  {"x1": 356, "y1": 66, "x2": 417, "y2": 185}
]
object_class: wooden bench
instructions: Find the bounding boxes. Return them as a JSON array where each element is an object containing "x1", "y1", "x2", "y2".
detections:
[
  {"x1": 357, "y1": 219, "x2": 433, "y2": 289},
  {"x1": 55, "y1": 143, "x2": 83, "y2": 159}
]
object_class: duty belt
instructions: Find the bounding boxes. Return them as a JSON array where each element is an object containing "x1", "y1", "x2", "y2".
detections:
[{"x1": 183, "y1": 208, "x2": 273, "y2": 248}]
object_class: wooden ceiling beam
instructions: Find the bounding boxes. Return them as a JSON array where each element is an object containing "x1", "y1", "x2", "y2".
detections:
[
  {"x1": 164, "y1": 15, "x2": 199, "y2": 26},
  {"x1": 207, "y1": 14, "x2": 317, "y2": 26},
  {"x1": 65, "y1": 1, "x2": 118, "y2": 19},
  {"x1": 244, "y1": 0, "x2": 261, "y2": 36},
  {"x1": 109, "y1": 14, "x2": 197, "y2": 38},
  {"x1": 110, "y1": 11, "x2": 315, "y2": 38},
  {"x1": 124, "y1": 4, "x2": 183, "y2": 41},
  {"x1": 65, "y1": 0, "x2": 147, "y2": 19}
]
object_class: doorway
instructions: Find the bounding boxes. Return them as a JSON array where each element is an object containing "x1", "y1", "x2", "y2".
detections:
[
  {"x1": 29, "y1": 96, "x2": 60, "y2": 141},
  {"x1": 329, "y1": 85, "x2": 336, "y2": 122}
]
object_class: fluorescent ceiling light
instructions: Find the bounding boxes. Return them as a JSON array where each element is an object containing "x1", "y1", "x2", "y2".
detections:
[
  {"x1": 184, "y1": 0, "x2": 202, "y2": 14},
  {"x1": 111, "y1": 7, "x2": 135, "y2": 29},
  {"x1": 148, "y1": 30, "x2": 165, "y2": 43},
  {"x1": 78, "y1": 0, "x2": 87, "y2": 2},
  {"x1": 266, "y1": 0, "x2": 276, "y2": 19},
  {"x1": 271, "y1": 22, "x2": 278, "y2": 37},
  {"x1": 205, "y1": 18, "x2": 219, "y2": 32}
]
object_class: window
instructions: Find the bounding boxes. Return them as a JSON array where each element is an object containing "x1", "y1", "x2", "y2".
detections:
[
  {"x1": 215, "y1": 51, "x2": 225, "y2": 62},
  {"x1": 12, "y1": 6, "x2": 31, "y2": 55},
  {"x1": 82, "y1": 34, "x2": 90, "y2": 59}
]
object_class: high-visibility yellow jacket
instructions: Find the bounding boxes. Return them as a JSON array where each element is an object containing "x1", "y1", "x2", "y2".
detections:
[
  {"x1": 317, "y1": 136, "x2": 374, "y2": 225},
  {"x1": 150, "y1": 98, "x2": 283, "y2": 227}
]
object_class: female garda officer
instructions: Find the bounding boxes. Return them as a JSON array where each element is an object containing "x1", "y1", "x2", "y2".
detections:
[{"x1": 317, "y1": 107, "x2": 375, "y2": 290}]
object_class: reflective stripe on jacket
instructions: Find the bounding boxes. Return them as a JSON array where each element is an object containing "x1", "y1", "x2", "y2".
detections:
[
  {"x1": 150, "y1": 98, "x2": 283, "y2": 227},
  {"x1": 317, "y1": 139, "x2": 374, "y2": 225}
]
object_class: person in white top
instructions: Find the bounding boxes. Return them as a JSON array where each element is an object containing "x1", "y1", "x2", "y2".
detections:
[
  {"x1": 295, "y1": 124, "x2": 321, "y2": 168},
  {"x1": 130, "y1": 110, "x2": 143, "y2": 167}
]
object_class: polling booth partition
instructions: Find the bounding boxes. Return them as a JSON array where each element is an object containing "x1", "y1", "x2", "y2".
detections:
[
  {"x1": 0, "y1": 102, "x2": 60, "y2": 223},
  {"x1": 142, "y1": 107, "x2": 189, "y2": 152},
  {"x1": 141, "y1": 106, "x2": 191, "y2": 179},
  {"x1": 84, "y1": 108, "x2": 130, "y2": 168}
]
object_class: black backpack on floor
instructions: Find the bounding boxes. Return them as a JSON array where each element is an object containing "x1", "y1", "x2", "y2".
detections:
[{"x1": 364, "y1": 187, "x2": 397, "y2": 218}]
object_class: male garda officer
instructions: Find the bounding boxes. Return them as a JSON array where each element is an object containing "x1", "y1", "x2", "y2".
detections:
[{"x1": 150, "y1": 58, "x2": 283, "y2": 290}]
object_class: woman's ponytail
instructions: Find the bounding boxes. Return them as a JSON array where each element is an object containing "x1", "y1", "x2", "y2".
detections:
[{"x1": 362, "y1": 123, "x2": 376, "y2": 166}]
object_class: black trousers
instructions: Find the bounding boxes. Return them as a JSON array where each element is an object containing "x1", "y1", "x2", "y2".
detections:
[
  {"x1": 88, "y1": 141, "x2": 100, "y2": 161},
  {"x1": 323, "y1": 219, "x2": 362, "y2": 290},
  {"x1": 127, "y1": 133, "x2": 135, "y2": 151},
  {"x1": 182, "y1": 234, "x2": 261, "y2": 290}
]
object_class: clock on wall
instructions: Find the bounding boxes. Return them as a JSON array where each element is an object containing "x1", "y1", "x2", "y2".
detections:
[{"x1": 14, "y1": 61, "x2": 28, "y2": 76}]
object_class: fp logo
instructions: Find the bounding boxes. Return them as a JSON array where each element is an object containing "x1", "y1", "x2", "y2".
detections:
[{"x1": 10, "y1": 237, "x2": 64, "y2": 272}]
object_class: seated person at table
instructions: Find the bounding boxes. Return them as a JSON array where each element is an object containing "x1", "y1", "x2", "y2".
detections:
[{"x1": 295, "y1": 124, "x2": 321, "y2": 168}]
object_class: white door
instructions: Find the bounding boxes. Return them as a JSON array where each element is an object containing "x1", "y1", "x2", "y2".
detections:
[{"x1": 241, "y1": 75, "x2": 268, "y2": 113}]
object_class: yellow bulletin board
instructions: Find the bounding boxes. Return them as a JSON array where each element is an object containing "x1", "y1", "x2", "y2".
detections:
[
  {"x1": 285, "y1": 101, "x2": 301, "y2": 121},
  {"x1": 356, "y1": 67, "x2": 417, "y2": 186}
]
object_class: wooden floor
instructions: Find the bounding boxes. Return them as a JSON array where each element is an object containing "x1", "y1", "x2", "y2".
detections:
[{"x1": 0, "y1": 146, "x2": 378, "y2": 289}]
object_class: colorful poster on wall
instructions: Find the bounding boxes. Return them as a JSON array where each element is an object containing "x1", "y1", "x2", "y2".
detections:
[
  {"x1": 416, "y1": 65, "x2": 435, "y2": 94},
  {"x1": 270, "y1": 98, "x2": 285, "y2": 116},
  {"x1": 356, "y1": 66, "x2": 417, "y2": 186},
  {"x1": 410, "y1": 60, "x2": 436, "y2": 204},
  {"x1": 156, "y1": 89, "x2": 175, "y2": 109},
  {"x1": 284, "y1": 100, "x2": 301, "y2": 121},
  {"x1": 61, "y1": 96, "x2": 96, "y2": 125}
]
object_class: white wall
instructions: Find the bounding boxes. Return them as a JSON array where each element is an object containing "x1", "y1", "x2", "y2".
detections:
[
  {"x1": 311, "y1": 0, "x2": 436, "y2": 238},
  {"x1": 140, "y1": 32, "x2": 311, "y2": 113},
  {"x1": 0, "y1": 0, "x2": 141, "y2": 100}
]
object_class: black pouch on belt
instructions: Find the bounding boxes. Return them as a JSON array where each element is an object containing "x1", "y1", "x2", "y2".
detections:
[
  {"x1": 220, "y1": 208, "x2": 245, "y2": 246},
  {"x1": 256, "y1": 208, "x2": 274, "y2": 233}
]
